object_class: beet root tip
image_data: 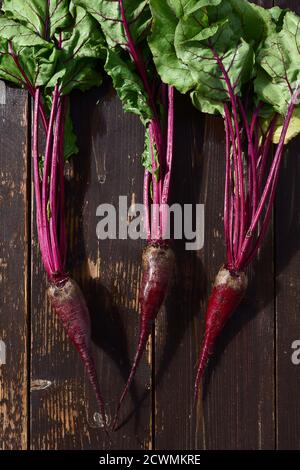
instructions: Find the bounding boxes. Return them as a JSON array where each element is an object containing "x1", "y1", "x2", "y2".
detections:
[
  {"x1": 48, "y1": 278, "x2": 108, "y2": 432},
  {"x1": 194, "y1": 266, "x2": 248, "y2": 402},
  {"x1": 113, "y1": 243, "x2": 175, "y2": 429}
]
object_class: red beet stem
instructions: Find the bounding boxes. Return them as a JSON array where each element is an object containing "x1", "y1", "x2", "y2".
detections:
[
  {"x1": 113, "y1": 243, "x2": 175, "y2": 429},
  {"x1": 48, "y1": 277, "x2": 108, "y2": 432},
  {"x1": 194, "y1": 267, "x2": 248, "y2": 402}
]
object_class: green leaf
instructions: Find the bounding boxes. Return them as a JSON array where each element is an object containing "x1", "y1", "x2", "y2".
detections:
[
  {"x1": 58, "y1": 6, "x2": 105, "y2": 61},
  {"x1": 0, "y1": 2, "x2": 61, "y2": 88},
  {"x1": 0, "y1": 40, "x2": 26, "y2": 86},
  {"x1": 228, "y1": 0, "x2": 273, "y2": 46},
  {"x1": 44, "y1": 91, "x2": 78, "y2": 158},
  {"x1": 0, "y1": 0, "x2": 104, "y2": 169},
  {"x1": 64, "y1": 104, "x2": 79, "y2": 158},
  {"x1": 249, "y1": 5, "x2": 286, "y2": 38},
  {"x1": 148, "y1": 0, "x2": 195, "y2": 93},
  {"x1": 47, "y1": 58, "x2": 102, "y2": 94},
  {"x1": 191, "y1": 90, "x2": 224, "y2": 115},
  {"x1": 2, "y1": 0, "x2": 72, "y2": 39},
  {"x1": 150, "y1": 0, "x2": 280, "y2": 117},
  {"x1": 73, "y1": 0, "x2": 151, "y2": 49},
  {"x1": 184, "y1": 0, "x2": 221, "y2": 17},
  {"x1": 0, "y1": 16, "x2": 50, "y2": 46},
  {"x1": 141, "y1": 127, "x2": 152, "y2": 171},
  {"x1": 105, "y1": 48, "x2": 152, "y2": 126},
  {"x1": 255, "y1": 10, "x2": 300, "y2": 115},
  {"x1": 47, "y1": 199, "x2": 51, "y2": 220},
  {"x1": 0, "y1": 3, "x2": 103, "y2": 92},
  {"x1": 167, "y1": 0, "x2": 221, "y2": 19},
  {"x1": 173, "y1": 4, "x2": 254, "y2": 114},
  {"x1": 0, "y1": 39, "x2": 57, "y2": 87},
  {"x1": 272, "y1": 107, "x2": 300, "y2": 144},
  {"x1": 45, "y1": 6, "x2": 105, "y2": 93},
  {"x1": 38, "y1": 154, "x2": 45, "y2": 179},
  {"x1": 141, "y1": 127, "x2": 159, "y2": 176},
  {"x1": 73, "y1": 1, "x2": 155, "y2": 126}
]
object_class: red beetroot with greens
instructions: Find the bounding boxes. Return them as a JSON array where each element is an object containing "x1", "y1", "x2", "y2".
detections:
[
  {"x1": 0, "y1": 1, "x2": 108, "y2": 428},
  {"x1": 149, "y1": 0, "x2": 300, "y2": 401},
  {"x1": 194, "y1": 37, "x2": 300, "y2": 400},
  {"x1": 75, "y1": 0, "x2": 176, "y2": 426},
  {"x1": 115, "y1": 1, "x2": 176, "y2": 426}
]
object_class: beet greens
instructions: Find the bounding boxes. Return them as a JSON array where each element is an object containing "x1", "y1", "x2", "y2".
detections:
[
  {"x1": 150, "y1": 0, "x2": 300, "y2": 401},
  {"x1": 75, "y1": 0, "x2": 176, "y2": 427},
  {"x1": 0, "y1": 0, "x2": 108, "y2": 429}
]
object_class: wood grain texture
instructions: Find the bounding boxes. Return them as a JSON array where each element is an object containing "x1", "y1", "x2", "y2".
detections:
[
  {"x1": 30, "y1": 84, "x2": 152, "y2": 450},
  {"x1": 0, "y1": 85, "x2": 28, "y2": 449},
  {"x1": 275, "y1": 0, "x2": 300, "y2": 449}
]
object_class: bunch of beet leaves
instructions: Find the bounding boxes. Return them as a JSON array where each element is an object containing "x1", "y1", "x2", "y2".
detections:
[
  {"x1": 149, "y1": 0, "x2": 300, "y2": 401},
  {"x1": 75, "y1": 0, "x2": 176, "y2": 427},
  {"x1": 0, "y1": 0, "x2": 109, "y2": 430}
]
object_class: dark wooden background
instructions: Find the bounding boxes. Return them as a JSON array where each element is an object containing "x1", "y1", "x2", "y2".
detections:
[{"x1": 0, "y1": 0, "x2": 299, "y2": 450}]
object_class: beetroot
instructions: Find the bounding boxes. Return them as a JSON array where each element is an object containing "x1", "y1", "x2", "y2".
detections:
[
  {"x1": 113, "y1": 243, "x2": 175, "y2": 428},
  {"x1": 48, "y1": 278, "x2": 107, "y2": 429},
  {"x1": 0, "y1": 2, "x2": 107, "y2": 428},
  {"x1": 194, "y1": 267, "x2": 248, "y2": 401}
]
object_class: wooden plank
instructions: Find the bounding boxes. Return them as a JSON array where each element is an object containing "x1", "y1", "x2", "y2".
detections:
[
  {"x1": 275, "y1": 0, "x2": 300, "y2": 449},
  {"x1": 0, "y1": 85, "x2": 29, "y2": 450},
  {"x1": 275, "y1": 136, "x2": 300, "y2": 450},
  {"x1": 30, "y1": 85, "x2": 152, "y2": 449},
  {"x1": 155, "y1": 0, "x2": 275, "y2": 449}
]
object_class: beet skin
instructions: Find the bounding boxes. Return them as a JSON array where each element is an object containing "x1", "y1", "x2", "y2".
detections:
[
  {"x1": 194, "y1": 266, "x2": 248, "y2": 400},
  {"x1": 48, "y1": 277, "x2": 107, "y2": 430},
  {"x1": 114, "y1": 242, "x2": 175, "y2": 428}
]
